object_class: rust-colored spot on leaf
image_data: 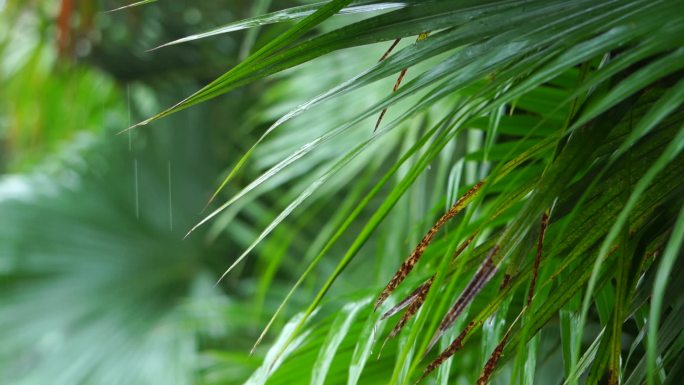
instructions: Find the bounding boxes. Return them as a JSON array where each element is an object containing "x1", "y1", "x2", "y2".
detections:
[
  {"x1": 499, "y1": 273, "x2": 511, "y2": 291},
  {"x1": 415, "y1": 322, "x2": 475, "y2": 384},
  {"x1": 375, "y1": 181, "x2": 485, "y2": 310},
  {"x1": 476, "y1": 332, "x2": 509, "y2": 385},
  {"x1": 639, "y1": 246, "x2": 661, "y2": 273},
  {"x1": 527, "y1": 211, "x2": 549, "y2": 306}
]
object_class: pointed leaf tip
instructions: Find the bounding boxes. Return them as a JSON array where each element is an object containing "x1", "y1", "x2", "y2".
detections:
[
  {"x1": 387, "y1": 278, "x2": 433, "y2": 339},
  {"x1": 425, "y1": 245, "x2": 498, "y2": 354},
  {"x1": 105, "y1": 0, "x2": 157, "y2": 13}
]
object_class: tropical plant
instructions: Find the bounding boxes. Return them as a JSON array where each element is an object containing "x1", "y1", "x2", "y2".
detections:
[
  {"x1": 128, "y1": 0, "x2": 684, "y2": 384},
  {"x1": 5, "y1": 0, "x2": 684, "y2": 384}
]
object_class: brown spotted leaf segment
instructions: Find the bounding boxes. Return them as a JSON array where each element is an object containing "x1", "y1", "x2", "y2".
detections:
[
  {"x1": 375, "y1": 181, "x2": 485, "y2": 310},
  {"x1": 425, "y1": 245, "x2": 500, "y2": 353},
  {"x1": 387, "y1": 276, "x2": 434, "y2": 339},
  {"x1": 415, "y1": 322, "x2": 476, "y2": 384},
  {"x1": 527, "y1": 211, "x2": 549, "y2": 306},
  {"x1": 374, "y1": 32, "x2": 431, "y2": 132},
  {"x1": 381, "y1": 276, "x2": 434, "y2": 320},
  {"x1": 476, "y1": 331, "x2": 510, "y2": 385}
]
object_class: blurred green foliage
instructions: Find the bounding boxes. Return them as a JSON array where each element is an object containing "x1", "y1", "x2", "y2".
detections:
[
  {"x1": 1, "y1": 1, "x2": 684, "y2": 385},
  {"x1": 0, "y1": 2, "x2": 291, "y2": 384}
]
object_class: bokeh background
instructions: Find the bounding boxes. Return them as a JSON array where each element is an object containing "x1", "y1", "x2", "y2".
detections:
[{"x1": 0, "y1": 2, "x2": 446, "y2": 384}]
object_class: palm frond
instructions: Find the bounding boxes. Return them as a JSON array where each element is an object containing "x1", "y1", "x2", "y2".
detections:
[{"x1": 42, "y1": 0, "x2": 684, "y2": 384}]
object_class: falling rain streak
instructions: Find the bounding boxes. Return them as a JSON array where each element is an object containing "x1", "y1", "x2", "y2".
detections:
[
  {"x1": 127, "y1": 84, "x2": 140, "y2": 220},
  {"x1": 168, "y1": 161, "x2": 173, "y2": 231}
]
